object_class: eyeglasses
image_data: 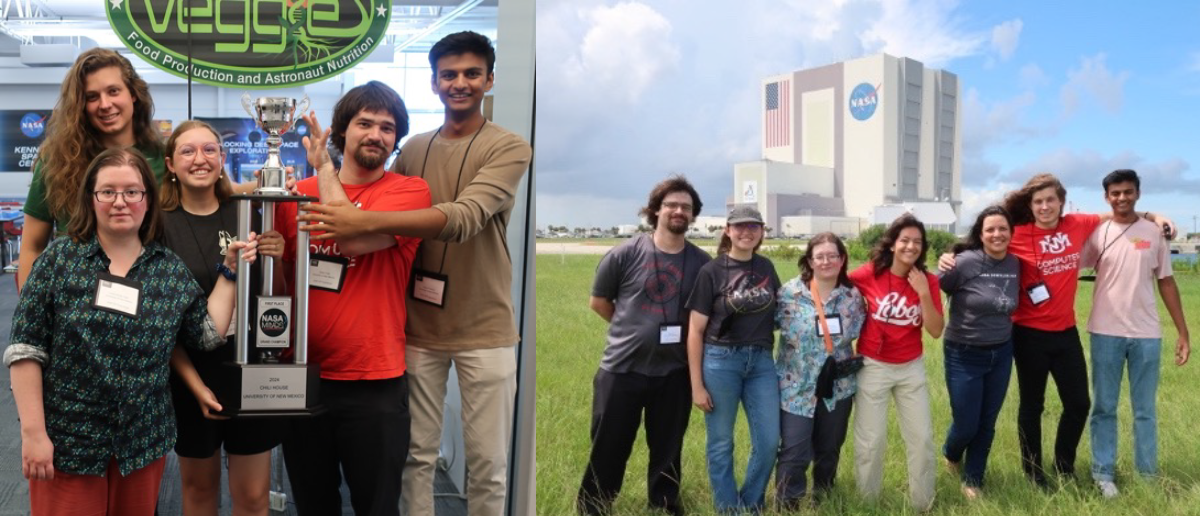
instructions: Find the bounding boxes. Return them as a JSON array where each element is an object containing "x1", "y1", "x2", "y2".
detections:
[
  {"x1": 94, "y1": 190, "x2": 145, "y2": 203},
  {"x1": 177, "y1": 143, "x2": 222, "y2": 160},
  {"x1": 661, "y1": 201, "x2": 694, "y2": 213},
  {"x1": 811, "y1": 254, "x2": 843, "y2": 264},
  {"x1": 731, "y1": 223, "x2": 763, "y2": 232}
]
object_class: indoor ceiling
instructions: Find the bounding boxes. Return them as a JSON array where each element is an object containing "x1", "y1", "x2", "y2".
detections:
[{"x1": 0, "y1": 0, "x2": 498, "y2": 63}]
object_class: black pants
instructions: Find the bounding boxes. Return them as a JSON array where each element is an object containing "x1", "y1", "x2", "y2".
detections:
[
  {"x1": 283, "y1": 376, "x2": 410, "y2": 516},
  {"x1": 775, "y1": 396, "x2": 852, "y2": 507},
  {"x1": 1012, "y1": 325, "x2": 1090, "y2": 480},
  {"x1": 577, "y1": 368, "x2": 691, "y2": 515}
]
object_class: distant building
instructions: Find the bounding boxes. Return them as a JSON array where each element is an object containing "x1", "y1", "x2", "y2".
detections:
[{"x1": 732, "y1": 53, "x2": 962, "y2": 236}]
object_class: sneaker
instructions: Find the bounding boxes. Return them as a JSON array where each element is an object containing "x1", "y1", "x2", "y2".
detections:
[
  {"x1": 961, "y1": 484, "x2": 981, "y2": 501},
  {"x1": 1096, "y1": 480, "x2": 1120, "y2": 499}
]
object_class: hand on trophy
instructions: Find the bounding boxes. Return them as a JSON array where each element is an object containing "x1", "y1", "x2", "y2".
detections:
[
  {"x1": 301, "y1": 111, "x2": 335, "y2": 175},
  {"x1": 258, "y1": 230, "x2": 286, "y2": 259},
  {"x1": 297, "y1": 200, "x2": 371, "y2": 240},
  {"x1": 224, "y1": 232, "x2": 260, "y2": 272}
]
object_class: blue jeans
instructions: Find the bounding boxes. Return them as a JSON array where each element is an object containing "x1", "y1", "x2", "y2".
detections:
[
  {"x1": 702, "y1": 344, "x2": 780, "y2": 513},
  {"x1": 1089, "y1": 333, "x2": 1161, "y2": 481},
  {"x1": 942, "y1": 339, "x2": 1013, "y2": 487}
]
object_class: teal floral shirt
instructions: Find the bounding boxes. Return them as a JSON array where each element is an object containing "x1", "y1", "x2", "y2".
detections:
[
  {"x1": 4, "y1": 236, "x2": 223, "y2": 476},
  {"x1": 776, "y1": 278, "x2": 865, "y2": 417}
]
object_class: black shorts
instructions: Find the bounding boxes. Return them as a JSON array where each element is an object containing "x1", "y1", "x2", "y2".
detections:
[{"x1": 169, "y1": 368, "x2": 289, "y2": 459}]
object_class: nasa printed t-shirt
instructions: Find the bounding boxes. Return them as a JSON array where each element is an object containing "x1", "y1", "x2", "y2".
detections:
[
  {"x1": 849, "y1": 263, "x2": 943, "y2": 364},
  {"x1": 685, "y1": 254, "x2": 782, "y2": 350},
  {"x1": 1008, "y1": 213, "x2": 1101, "y2": 332}
]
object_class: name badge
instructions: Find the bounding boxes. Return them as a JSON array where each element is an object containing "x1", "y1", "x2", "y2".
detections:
[
  {"x1": 1027, "y1": 282, "x2": 1051, "y2": 305},
  {"x1": 92, "y1": 273, "x2": 142, "y2": 318},
  {"x1": 659, "y1": 324, "x2": 682, "y2": 345},
  {"x1": 816, "y1": 314, "x2": 843, "y2": 337},
  {"x1": 309, "y1": 254, "x2": 349, "y2": 292},
  {"x1": 410, "y1": 268, "x2": 448, "y2": 308}
]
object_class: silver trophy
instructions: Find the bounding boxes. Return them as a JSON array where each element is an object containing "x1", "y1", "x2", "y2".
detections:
[
  {"x1": 241, "y1": 93, "x2": 310, "y2": 195},
  {"x1": 214, "y1": 94, "x2": 322, "y2": 417}
]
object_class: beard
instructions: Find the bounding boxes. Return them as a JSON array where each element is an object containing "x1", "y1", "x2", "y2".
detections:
[
  {"x1": 664, "y1": 216, "x2": 690, "y2": 235},
  {"x1": 352, "y1": 143, "x2": 389, "y2": 170}
]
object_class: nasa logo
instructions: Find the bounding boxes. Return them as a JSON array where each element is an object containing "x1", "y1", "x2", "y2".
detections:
[
  {"x1": 20, "y1": 113, "x2": 46, "y2": 138},
  {"x1": 849, "y1": 83, "x2": 879, "y2": 121},
  {"x1": 259, "y1": 308, "x2": 289, "y2": 337}
]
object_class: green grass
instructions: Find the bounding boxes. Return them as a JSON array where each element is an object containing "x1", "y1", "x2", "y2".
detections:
[{"x1": 537, "y1": 254, "x2": 1200, "y2": 515}]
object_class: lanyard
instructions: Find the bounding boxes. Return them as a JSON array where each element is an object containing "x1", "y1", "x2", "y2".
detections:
[
  {"x1": 811, "y1": 279, "x2": 834, "y2": 353},
  {"x1": 646, "y1": 234, "x2": 688, "y2": 325},
  {"x1": 415, "y1": 120, "x2": 487, "y2": 275}
]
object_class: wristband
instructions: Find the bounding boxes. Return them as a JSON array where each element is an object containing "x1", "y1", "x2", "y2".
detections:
[{"x1": 216, "y1": 262, "x2": 237, "y2": 282}]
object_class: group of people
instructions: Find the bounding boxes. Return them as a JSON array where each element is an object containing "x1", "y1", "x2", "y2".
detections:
[
  {"x1": 579, "y1": 173, "x2": 1189, "y2": 514},
  {"x1": 5, "y1": 30, "x2": 531, "y2": 516}
]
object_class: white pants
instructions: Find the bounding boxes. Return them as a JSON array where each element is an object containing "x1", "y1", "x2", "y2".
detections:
[
  {"x1": 402, "y1": 346, "x2": 517, "y2": 516},
  {"x1": 854, "y1": 356, "x2": 936, "y2": 511}
]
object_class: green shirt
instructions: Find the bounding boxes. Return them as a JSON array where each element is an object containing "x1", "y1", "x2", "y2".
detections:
[
  {"x1": 4, "y1": 237, "x2": 223, "y2": 476},
  {"x1": 23, "y1": 144, "x2": 166, "y2": 234}
]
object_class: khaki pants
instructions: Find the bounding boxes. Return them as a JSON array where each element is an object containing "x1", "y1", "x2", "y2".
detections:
[
  {"x1": 403, "y1": 346, "x2": 517, "y2": 516},
  {"x1": 853, "y1": 356, "x2": 936, "y2": 511}
]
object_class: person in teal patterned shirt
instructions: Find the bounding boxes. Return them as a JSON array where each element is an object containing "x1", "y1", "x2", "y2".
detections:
[
  {"x1": 775, "y1": 232, "x2": 865, "y2": 508},
  {"x1": 4, "y1": 148, "x2": 258, "y2": 515}
]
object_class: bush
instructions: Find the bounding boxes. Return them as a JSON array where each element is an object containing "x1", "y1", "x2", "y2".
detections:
[
  {"x1": 857, "y1": 224, "x2": 887, "y2": 249},
  {"x1": 927, "y1": 229, "x2": 959, "y2": 256},
  {"x1": 762, "y1": 243, "x2": 801, "y2": 263}
]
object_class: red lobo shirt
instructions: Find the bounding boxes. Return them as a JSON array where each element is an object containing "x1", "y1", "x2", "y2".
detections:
[
  {"x1": 1008, "y1": 213, "x2": 1101, "y2": 332},
  {"x1": 849, "y1": 264, "x2": 943, "y2": 364}
]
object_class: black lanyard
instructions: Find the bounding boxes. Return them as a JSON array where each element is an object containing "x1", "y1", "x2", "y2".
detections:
[
  {"x1": 415, "y1": 120, "x2": 487, "y2": 275},
  {"x1": 646, "y1": 234, "x2": 688, "y2": 325}
]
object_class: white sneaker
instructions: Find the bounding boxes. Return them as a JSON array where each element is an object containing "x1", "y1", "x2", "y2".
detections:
[{"x1": 1096, "y1": 480, "x2": 1119, "y2": 499}]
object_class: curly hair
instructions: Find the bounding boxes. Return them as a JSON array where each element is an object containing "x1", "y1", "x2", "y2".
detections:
[
  {"x1": 330, "y1": 81, "x2": 408, "y2": 154},
  {"x1": 68, "y1": 147, "x2": 163, "y2": 245},
  {"x1": 639, "y1": 175, "x2": 702, "y2": 228},
  {"x1": 1002, "y1": 173, "x2": 1066, "y2": 227},
  {"x1": 160, "y1": 120, "x2": 234, "y2": 211},
  {"x1": 870, "y1": 213, "x2": 929, "y2": 275},
  {"x1": 41, "y1": 48, "x2": 161, "y2": 226},
  {"x1": 951, "y1": 205, "x2": 1012, "y2": 255}
]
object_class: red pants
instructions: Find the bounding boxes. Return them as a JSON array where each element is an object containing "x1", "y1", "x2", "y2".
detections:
[{"x1": 29, "y1": 456, "x2": 165, "y2": 516}]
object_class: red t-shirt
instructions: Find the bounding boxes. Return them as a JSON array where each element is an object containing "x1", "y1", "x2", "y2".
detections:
[
  {"x1": 1008, "y1": 213, "x2": 1101, "y2": 331},
  {"x1": 849, "y1": 263, "x2": 943, "y2": 364},
  {"x1": 275, "y1": 174, "x2": 431, "y2": 380}
]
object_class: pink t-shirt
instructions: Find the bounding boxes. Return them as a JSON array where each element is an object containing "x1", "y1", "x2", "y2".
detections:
[
  {"x1": 1008, "y1": 213, "x2": 1102, "y2": 331},
  {"x1": 1082, "y1": 218, "x2": 1172, "y2": 338},
  {"x1": 849, "y1": 263, "x2": 943, "y2": 364}
]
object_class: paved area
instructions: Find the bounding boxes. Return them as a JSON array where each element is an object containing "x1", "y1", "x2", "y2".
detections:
[{"x1": 0, "y1": 273, "x2": 465, "y2": 515}]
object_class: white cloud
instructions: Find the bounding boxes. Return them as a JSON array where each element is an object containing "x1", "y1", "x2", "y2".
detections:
[
  {"x1": 1018, "y1": 63, "x2": 1048, "y2": 89},
  {"x1": 562, "y1": 2, "x2": 680, "y2": 105},
  {"x1": 989, "y1": 18, "x2": 1022, "y2": 61},
  {"x1": 859, "y1": 0, "x2": 988, "y2": 67},
  {"x1": 1000, "y1": 149, "x2": 1198, "y2": 200},
  {"x1": 1060, "y1": 53, "x2": 1129, "y2": 116},
  {"x1": 959, "y1": 182, "x2": 1018, "y2": 226},
  {"x1": 960, "y1": 87, "x2": 1041, "y2": 186}
]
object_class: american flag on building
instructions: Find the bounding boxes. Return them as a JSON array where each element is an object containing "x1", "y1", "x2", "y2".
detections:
[{"x1": 765, "y1": 79, "x2": 790, "y2": 148}]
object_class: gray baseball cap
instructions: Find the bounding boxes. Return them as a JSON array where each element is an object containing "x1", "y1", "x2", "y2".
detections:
[{"x1": 727, "y1": 206, "x2": 764, "y2": 225}]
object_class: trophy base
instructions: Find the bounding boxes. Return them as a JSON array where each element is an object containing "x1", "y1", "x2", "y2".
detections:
[{"x1": 214, "y1": 362, "x2": 325, "y2": 418}]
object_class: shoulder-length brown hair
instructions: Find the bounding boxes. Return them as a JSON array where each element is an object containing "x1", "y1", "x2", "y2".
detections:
[
  {"x1": 1002, "y1": 173, "x2": 1066, "y2": 227},
  {"x1": 160, "y1": 120, "x2": 233, "y2": 211},
  {"x1": 42, "y1": 48, "x2": 161, "y2": 225},
  {"x1": 68, "y1": 147, "x2": 163, "y2": 245},
  {"x1": 869, "y1": 213, "x2": 929, "y2": 275},
  {"x1": 798, "y1": 232, "x2": 853, "y2": 288}
]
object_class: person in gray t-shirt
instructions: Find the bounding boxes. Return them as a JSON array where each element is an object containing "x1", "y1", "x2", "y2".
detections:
[
  {"x1": 578, "y1": 176, "x2": 711, "y2": 516},
  {"x1": 938, "y1": 205, "x2": 1021, "y2": 498}
]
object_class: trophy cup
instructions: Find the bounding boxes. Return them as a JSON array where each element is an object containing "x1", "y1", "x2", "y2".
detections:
[{"x1": 213, "y1": 94, "x2": 322, "y2": 417}]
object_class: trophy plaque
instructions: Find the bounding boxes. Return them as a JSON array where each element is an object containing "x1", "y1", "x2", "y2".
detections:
[{"x1": 213, "y1": 94, "x2": 322, "y2": 417}]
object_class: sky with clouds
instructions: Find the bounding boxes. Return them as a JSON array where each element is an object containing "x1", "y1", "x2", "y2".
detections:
[{"x1": 534, "y1": 0, "x2": 1200, "y2": 233}]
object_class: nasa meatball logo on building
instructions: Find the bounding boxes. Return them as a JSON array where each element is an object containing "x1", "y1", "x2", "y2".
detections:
[
  {"x1": 849, "y1": 83, "x2": 880, "y2": 121},
  {"x1": 20, "y1": 113, "x2": 45, "y2": 138}
]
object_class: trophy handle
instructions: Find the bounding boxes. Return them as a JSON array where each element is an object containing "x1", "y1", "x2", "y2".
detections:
[
  {"x1": 241, "y1": 92, "x2": 256, "y2": 118},
  {"x1": 281, "y1": 95, "x2": 311, "y2": 135}
]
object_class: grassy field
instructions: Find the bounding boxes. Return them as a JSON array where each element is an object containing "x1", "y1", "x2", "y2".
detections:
[{"x1": 537, "y1": 253, "x2": 1200, "y2": 515}]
